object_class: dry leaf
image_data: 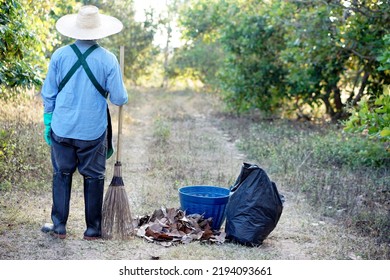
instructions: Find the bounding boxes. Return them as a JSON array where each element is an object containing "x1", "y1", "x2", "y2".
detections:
[
  {"x1": 133, "y1": 207, "x2": 225, "y2": 246},
  {"x1": 210, "y1": 232, "x2": 226, "y2": 244},
  {"x1": 201, "y1": 223, "x2": 214, "y2": 240}
]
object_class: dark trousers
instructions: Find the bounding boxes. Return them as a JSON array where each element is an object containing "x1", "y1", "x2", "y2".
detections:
[
  {"x1": 50, "y1": 130, "x2": 107, "y2": 237},
  {"x1": 51, "y1": 130, "x2": 107, "y2": 179}
]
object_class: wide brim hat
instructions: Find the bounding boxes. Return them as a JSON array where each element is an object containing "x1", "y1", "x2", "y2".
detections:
[{"x1": 56, "y1": 5, "x2": 123, "y2": 40}]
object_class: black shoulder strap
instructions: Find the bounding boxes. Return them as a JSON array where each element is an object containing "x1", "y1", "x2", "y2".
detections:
[{"x1": 58, "y1": 44, "x2": 108, "y2": 99}]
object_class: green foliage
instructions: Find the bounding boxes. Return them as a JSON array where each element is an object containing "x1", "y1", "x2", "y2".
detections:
[
  {"x1": 311, "y1": 131, "x2": 389, "y2": 168},
  {"x1": 0, "y1": 0, "x2": 42, "y2": 91},
  {"x1": 176, "y1": 0, "x2": 390, "y2": 120},
  {"x1": 98, "y1": 0, "x2": 158, "y2": 84},
  {"x1": 0, "y1": 0, "x2": 79, "y2": 99},
  {"x1": 177, "y1": 0, "x2": 287, "y2": 111},
  {"x1": 1, "y1": 0, "x2": 157, "y2": 93},
  {"x1": 218, "y1": 8, "x2": 287, "y2": 113},
  {"x1": 237, "y1": 121, "x2": 388, "y2": 171},
  {"x1": 167, "y1": 38, "x2": 224, "y2": 87},
  {"x1": 378, "y1": 34, "x2": 390, "y2": 71},
  {"x1": 173, "y1": 0, "x2": 225, "y2": 88},
  {"x1": 344, "y1": 90, "x2": 390, "y2": 143},
  {"x1": 46, "y1": 0, "x2": 78, "y2": 51},
  {"x1": 280, "y1": 2, "x2": 345, "y2": 117}
]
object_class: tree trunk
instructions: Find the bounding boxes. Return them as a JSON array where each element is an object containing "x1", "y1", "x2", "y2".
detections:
[
  {"x1": 162, "y1": 26, "x2": 171, "y2": 88},
  {"x1": 161, "y1": 0, "x2": 172, "y2": 88},
  {"x1": 352, "y1": 71, "x2": 370, "y2": 106},
  {"x1": 333, "y1": 86, "x2": 343, "y2": 112},
  {"x1": 322, "y1": 88, "x2": 335, "y2": 117}
]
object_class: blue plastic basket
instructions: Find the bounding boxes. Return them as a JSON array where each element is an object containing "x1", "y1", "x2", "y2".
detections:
[{"x1": 178, "y1": 185, "x2": 230, "y2": 230}]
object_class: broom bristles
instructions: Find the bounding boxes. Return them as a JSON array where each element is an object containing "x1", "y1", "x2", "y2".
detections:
[
  {"x1": 102, "y1": 163, "x2": 134, "y2": 239},
  {"x1": 109, "y1": 175, "x2": 124, "y2": 187}
]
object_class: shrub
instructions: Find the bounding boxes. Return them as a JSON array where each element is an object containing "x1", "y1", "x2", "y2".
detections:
[
  {"x1": 311, "y1": 132, "x2": 389, "y2": 168},
  {"x1": 344, "y1": 91, "x2": 390, "y2": 144}
]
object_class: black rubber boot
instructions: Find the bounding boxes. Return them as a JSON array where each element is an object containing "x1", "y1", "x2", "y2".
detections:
[
  {"x1": 83, "y1": 177, "x2": 104, "y2": 240},
  {"x1": 50, "y1": 172, "x2": 72, "y2": 238}
]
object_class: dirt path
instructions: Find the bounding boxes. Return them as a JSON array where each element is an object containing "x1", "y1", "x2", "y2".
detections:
[{"x1": 0, "y1": 89, "x2": 381, "y2": 260}]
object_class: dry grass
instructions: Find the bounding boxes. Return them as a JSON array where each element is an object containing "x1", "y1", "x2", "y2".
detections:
[
  {"x1": 0, "y1": 88, "x2": 388, "y2": 260},
  {"x1": 0, "y1": 94, "x2": 51, "y2": 190},
  {"x1": 219, "y1": 118, "x2": 389, "y2": 249}
]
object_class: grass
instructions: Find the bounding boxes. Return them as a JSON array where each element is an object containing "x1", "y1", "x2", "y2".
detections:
[
  {"x1": 0, "y1": 94, "x2": 51, "y2": 191},
  {"x1": 152, "y1": 116, "x2": 172, "y2": 144},
  {"x1": 135, "y1": 93, "x2": 237, "y2": 214},
  {"x1": 0, "y1": 93, "x2": 53, "y2": 240},
  {"x1": 218, "y1": 117, "x2": 390, "y2": 245},
  {"x1": 0, "y1": 88, "x2": 389, "y2": 259}
]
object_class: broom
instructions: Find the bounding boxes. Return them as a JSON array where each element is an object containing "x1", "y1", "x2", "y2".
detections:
[{"x1": 102, "y1": 46, "x2": 134, "y2": 240}]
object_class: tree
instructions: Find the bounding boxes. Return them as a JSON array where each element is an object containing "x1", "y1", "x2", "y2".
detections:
[
  {"x1": 173, "y1": 0, "x2": 225, "y2": 88},
  {"x1": 166, "y1": 0, "x2": 223, "y2": 88},
  {"x1": 0, "y1": 0, "x2": 77, "y2": 98},
  {"x1": 175, "y1": 0, "x2": 390, "y2": 120},
  {"x1": 344, "y1": 34, "x2": 390, "y2": 144},
  {"x1": 167, "y1": 38, "x2": 224, "y2": 88},
  {"x1": 217, "y1": 1, "x2": 287, "y2": 113},
  {"x1": 0, "y1": 0, "x2": 158, "y2": 93},
  {"x1": 97, "y1": 0, "x2": 158, "y2": 84},
  {"x1": 177, "y1": 0, "x2": 287, "y2": 112},
  {"x1": 0, "y1": 0, "x2": 42, "y2": 94},
  {"x1": 279, "y1": 1, "x2": 349, "y2": 119}
]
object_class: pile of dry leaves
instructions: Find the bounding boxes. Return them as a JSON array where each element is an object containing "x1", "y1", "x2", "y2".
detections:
[{"x1": 133, "y1": 207, "x2": 226, "y2": 246}]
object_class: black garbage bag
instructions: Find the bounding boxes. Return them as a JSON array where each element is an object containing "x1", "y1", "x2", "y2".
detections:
[{"x1": 225, "y1": 163, "x2": 284, "y2": 246}]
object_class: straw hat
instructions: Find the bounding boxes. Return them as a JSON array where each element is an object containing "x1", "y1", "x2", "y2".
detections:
[{"x1": 56, "y1": 5, "x2": 123, "y2": 40}]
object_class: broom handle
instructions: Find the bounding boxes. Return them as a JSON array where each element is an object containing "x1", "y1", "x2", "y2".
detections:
[{"x1": 116, "y1": 46, "x2": 125, "y2": 163}]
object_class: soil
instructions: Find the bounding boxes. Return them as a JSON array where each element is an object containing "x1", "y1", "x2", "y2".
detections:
[{"x1": 0, "y1": 89, "x2": 385, "y2": 260}]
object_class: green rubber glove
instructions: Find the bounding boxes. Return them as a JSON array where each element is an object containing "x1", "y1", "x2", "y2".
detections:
[
  {"x1": 106, "y1": 147, "x2": 114, "y2": 159},
  {"x1": 43, "y1": 112, "x2": 53, "y2": 146}
]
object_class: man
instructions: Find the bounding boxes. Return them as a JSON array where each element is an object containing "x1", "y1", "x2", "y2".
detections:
[{"x1": 41, "y1": 5, "x2": 128, "y2": 240}]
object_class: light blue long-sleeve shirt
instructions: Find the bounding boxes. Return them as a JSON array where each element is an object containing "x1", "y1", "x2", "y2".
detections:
[{"x1": 41, "y1": 40, "x2": 128, "y2": 140}]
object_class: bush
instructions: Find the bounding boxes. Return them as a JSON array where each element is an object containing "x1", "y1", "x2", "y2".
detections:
[
  {"x1": 236, "y1": 121, "x2": 389, "y2": 170},
  {"x1": 311, "y1": 132, "x2": 389, "y2": 168},
  {"x1": 344, "y1": 91, "x2": 390, "y2": 144}
]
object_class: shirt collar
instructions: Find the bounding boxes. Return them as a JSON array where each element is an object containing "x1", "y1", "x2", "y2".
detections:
[{"x1": 75, "y1": 40, "x2": 98, "y2": 47}]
